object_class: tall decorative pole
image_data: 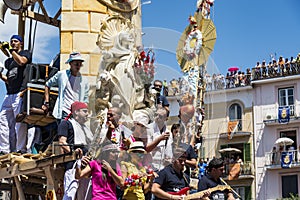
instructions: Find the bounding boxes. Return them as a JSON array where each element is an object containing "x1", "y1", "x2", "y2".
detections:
[{"x1": 176, "y1": 1, "x2": 217, "y2": 162}]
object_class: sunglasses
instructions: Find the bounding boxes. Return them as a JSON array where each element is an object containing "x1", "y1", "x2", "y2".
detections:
[{"x1": 72, "y1": 61, "x2": 83, "y2": 67}]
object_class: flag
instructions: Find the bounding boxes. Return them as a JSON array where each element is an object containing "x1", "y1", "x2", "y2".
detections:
[
  {"x1": 227, "y1": 121, "x2": 239, "y2": 140},
  {"x1": 281, "y1": 151, "x2": 293, "y2": 168},
  {"x1": 228, "y1": 163, "x2": 241, "y2": 180},
  {"x1": 278, "y1": 106, "x2": 290, "y2": 124}
]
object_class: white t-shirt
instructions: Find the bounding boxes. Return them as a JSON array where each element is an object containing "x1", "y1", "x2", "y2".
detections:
[{"x1": 63, "y1": 75, "x2": 81, "y2": 114}]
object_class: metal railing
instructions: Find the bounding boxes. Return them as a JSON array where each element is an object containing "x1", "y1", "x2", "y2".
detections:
[
  {"x1": 204, "y1": 63, "x2": 300, "y2": 91},
  {"x1": 263, "y1": 105, "x2": 296, "y2": 119},
  {"x1": 223, "y1": 161, "x2": 253, "y2": 177},
  {"x1": 218, "y1": 119, "x2": 252, "y2": 135},
  {"x1": 252, "y1": 63, "x2": 300, "y2": 81},
  {"x1": 265, "y1": 150, "x2": 300, "y2": 166}
]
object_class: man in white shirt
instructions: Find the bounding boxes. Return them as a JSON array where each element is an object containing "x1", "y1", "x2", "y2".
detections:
[{"x1": 147, "y1": 107, "x2": 172, "y2": 171}]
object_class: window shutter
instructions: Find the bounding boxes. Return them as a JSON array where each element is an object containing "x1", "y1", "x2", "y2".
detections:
[{"x1": 244, "y1": 143, "x2": 251, "y2": 162}]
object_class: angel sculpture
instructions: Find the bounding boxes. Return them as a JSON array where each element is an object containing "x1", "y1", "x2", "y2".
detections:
[{"x1": 96, "y1": 16, "x2": 151, "y2": 121}]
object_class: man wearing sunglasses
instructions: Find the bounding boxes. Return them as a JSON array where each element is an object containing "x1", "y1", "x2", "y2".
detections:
[{"x1": 43, "y1": 52, "x2": 89, "y2": 123}]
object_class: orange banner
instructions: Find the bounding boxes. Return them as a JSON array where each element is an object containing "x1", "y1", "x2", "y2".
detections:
[
  {"x1": 227, "y1": 121, "x2": 239, "y2": 140},
  {"x1": 228, "y1": 163, "x2": 240, "y2": 180}
]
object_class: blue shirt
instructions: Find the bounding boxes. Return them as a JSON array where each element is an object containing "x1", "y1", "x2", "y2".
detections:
[{"x1": 46, "y1": 69, "x2": 89, "y2": 119}]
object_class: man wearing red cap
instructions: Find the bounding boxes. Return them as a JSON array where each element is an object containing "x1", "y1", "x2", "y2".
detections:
[
  {"x1": 0, "y1": 34, "x2": 32, "y2": 154},
  {"x1": 43, "y1": 52, "x2": 89, "y2": 123},
  {"x1": 57, "y1": 101, "x2": 93, "y2": 200}
]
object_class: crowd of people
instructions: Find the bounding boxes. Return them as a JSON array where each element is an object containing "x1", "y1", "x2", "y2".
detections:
[
  {"x1": 203, "y1": 53, "x2": 300, "y2": 91},
  {"x1": 0, "y1": 34, "x2": 239, "y2": 199}
]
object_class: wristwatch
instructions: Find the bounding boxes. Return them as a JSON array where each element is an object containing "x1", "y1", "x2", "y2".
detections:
[{"x1": 43, "y1": 101, "x2": 50, "y2": 106}]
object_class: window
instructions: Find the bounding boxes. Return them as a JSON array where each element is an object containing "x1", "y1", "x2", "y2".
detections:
[
  {"x1": 229, "y1": 103, "x2": 242, "y2": 130},
  {"x1": 282, "y1": 175, "x2": 298, "y2": 198},
  {"x1": 278, "y1": 87, "x2": 294, "y2": 116}
]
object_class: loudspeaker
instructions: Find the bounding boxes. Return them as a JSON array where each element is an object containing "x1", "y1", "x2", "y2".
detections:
[
  {"x1": 3, "y1": 0, "x2": 22, "y2": 11},
  {"x1": 23, "y1": 63, "x2": 58, "y2": 85},
  {"x1": 0, "y1": 0, "x2": 8, "y2": 23},
  {"x1": 16, "y1": 85, "x2": 58, "y2": 126}
]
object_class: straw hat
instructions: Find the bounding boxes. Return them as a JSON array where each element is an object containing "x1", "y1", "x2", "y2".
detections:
[{"x1": 127, "y1": 141, "x2": 146, "y2": 154}]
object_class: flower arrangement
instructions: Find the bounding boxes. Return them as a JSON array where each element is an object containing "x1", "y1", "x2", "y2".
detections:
[
  {"x1": 124, "y1": 166, "x2": 154, "y2": 190},
  {"x1": 135, "y1": 49, "x2": 155, "y2": 85}
]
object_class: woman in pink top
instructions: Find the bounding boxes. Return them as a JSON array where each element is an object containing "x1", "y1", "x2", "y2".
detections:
[{"x1": 76, "y1": 143, "x2": 124, "y2": 200}]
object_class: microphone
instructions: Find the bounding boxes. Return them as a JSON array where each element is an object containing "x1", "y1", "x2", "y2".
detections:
[{"x1": 165, "y1": 132, "x2": 169, "y2": 148}]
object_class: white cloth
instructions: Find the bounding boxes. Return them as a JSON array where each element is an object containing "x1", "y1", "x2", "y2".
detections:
[
  {"x1": 69, "y1": 118, "x2": 93, "y2": 145},
  {"x1": 0, "y1": 93, "x2": 27, "y2": 153},
  {"x1": 147, "y1": 122, "x2": 173, "y2": 171},
  {"x1": 62, "y1": 161, "x2": 91, "y2": 200}
]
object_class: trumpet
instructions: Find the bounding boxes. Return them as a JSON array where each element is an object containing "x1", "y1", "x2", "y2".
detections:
[{"x1": 0, "y1": 41, "x2": 10, "y2": 57}]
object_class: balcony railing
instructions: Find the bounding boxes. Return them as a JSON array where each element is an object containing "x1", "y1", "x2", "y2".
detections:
[
  {"x1": 223, "y1": 161, "x2": 254, "y2": 177},
  {"x1": 252, "y1": 63, "x2": 300, "y2": 81},
  {"x1": 218, "y1": 119, "x2": 252, "y2": 138},
  {"x1": 263, "y1": 105, "x2": 298, "y2": 124},
  {"x1": 265, "y1": 150, "x2": 300, "y2": 166}
]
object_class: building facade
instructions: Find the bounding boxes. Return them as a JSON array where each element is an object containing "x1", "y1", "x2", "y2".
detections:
[
  {"x1": 202, "y1": 86, "x2": 255, "y2": 200},
  {"x1": 253, "y1": 74, "x2": 300, "y2": 199}
]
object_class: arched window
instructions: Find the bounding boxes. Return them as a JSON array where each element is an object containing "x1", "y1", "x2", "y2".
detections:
[{"x1": 229, "y1": 103, "x2": 242, "y2": 131}]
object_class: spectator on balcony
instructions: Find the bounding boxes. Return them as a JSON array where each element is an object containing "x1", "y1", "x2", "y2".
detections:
[
  {"x1": 285, "y1": 58, "x2": 291, "y2": 75},
  {"x1": 278, "y1": 56, "x2": 285, "y2": 76},
  {"x1": 272, "y1": 59, "x2": 279, "y2": 76},
  {"x1": 271, "y1": 146, "x2": 277, "y2": 165},
  {"x1": 290, "y1": 56, "x2": 297, "y2": 74},
  {"x1": 289, "y1": 146, "x2": 295, "y2": 163},
  {"x1": 261, "y1": 60, "x2": 267, "y2": 78},
  {"x1": 225, "y1": 73, "x2": 230, "y2": 88},
  {"x1": 295, "y1": 53, "x2": 300, "y2": 73},
  {"x1": 295, "y1": 53, "x2": 300, "y2": 64},
  {"x1": 267, "y1": 62, "x2": 273, "y2": 77},
  {"x1": 205, "y1": 74, "x2": 212, "y2": 90},
  {"x1": 245, "y1": 68, "x2": 251, "y2": 85},
  {"x1": 254, "y1": 61, "x2": 261, "y2": 79},
  {"x1": 236, "y1": 155, "x2": 243, "y2": 175}
]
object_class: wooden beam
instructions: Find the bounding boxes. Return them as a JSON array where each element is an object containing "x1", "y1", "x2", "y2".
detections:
[
  {"x1": 14, "y1": 176, "x2": 26, "y2": 200},
  {"x1": 44, "y1": 166, "x2": 57, "y2": 200},
  {"x1": 37, "y1": 0, "x2": 50, "y2": 23},
  {"x1": 24, "y1": 10, "x2": 60, "y2": 27}
]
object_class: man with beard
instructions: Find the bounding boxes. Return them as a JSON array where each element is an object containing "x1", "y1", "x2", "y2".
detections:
[{"x1": 58, "y1": 101, "x2": 93, "y2": 200}]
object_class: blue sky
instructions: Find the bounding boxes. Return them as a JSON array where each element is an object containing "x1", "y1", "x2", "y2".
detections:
[
  {"x1": 1, "y1": 0, "x2": 300, "y2": 103},
  {"x1": 142, "y1": 0, "x2": 300, "y2": 80}
]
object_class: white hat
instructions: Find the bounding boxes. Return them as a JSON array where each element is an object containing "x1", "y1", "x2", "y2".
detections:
[
  {"x1": 133, "y1": 113, "x2": 149, "y2": 128},
  {"x1": 65, "y1": 52, "x2": 85, "y2": 64},
  {"x1": 128, "y1": 141, "x2": 146, "y2": 154}
]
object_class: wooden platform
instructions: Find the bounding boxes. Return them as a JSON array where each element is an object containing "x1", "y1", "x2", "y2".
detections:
[{"x1": 0, "y1": 147, "x2": 76, "y2": 200}]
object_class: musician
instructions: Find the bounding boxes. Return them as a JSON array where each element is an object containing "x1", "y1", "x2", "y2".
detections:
[
  {"x1": 198, "y1": 158, "x2": 235, "y2": 200},
  {"x1": 171, "y1": 123, "x2": 197, "y2": 177},
  {"x1": 152, "y1": 148, "x2": 209, "y2": 200},
  {"x1": 58, "y1": 101, "x2": 93, "y2": 200}
]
